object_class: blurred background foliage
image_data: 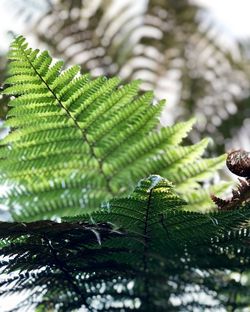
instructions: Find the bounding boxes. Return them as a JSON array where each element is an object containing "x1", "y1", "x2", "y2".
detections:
[{"x1": 0, "y1": 0, "x2": 250, "y2": 155}]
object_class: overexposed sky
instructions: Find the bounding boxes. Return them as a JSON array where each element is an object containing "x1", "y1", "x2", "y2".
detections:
[
  {"x1": 0, "y1": 0, "x2": 250, "y2": 53},
  {"x1": 196, "y1": 0, "x2": 250, "y2": 38}
]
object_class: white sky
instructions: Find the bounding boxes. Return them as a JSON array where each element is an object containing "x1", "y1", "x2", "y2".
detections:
[
  {"x1": 0, "y1": 0, "x2": 250, "y2": 53},
  {"x1": 195, "y1": 0, "x2": 250, "y2": 38}
]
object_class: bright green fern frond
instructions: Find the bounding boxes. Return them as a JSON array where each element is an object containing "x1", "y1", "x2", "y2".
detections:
[
  {"x1": 172, "y1": 154, "x2": 227, "y2": 191},
  {"x1": 1, "y1": 36, "x2": 226, "y2": 220},
  {"x1": 183, "y1": 182, "x2": 232, "y2": 212}
]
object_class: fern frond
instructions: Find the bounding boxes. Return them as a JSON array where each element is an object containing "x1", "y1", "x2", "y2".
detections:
[
  {"x1": 172, "y1": 155, "x2": 227, "y2": 191},
  {"x1": 183, "y1": 182, "x2": 232, "y2": 212},
  {"x1": 1, "y1": 176, "x2": 250, "y2": 311},
  {"x1": 0, "y1": 36, "x2": 226, "y2": 220}
]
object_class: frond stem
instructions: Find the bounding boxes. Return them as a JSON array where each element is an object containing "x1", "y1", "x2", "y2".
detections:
[{"x1": 142, "y1": 187, "x2": 152, "y2": 308}]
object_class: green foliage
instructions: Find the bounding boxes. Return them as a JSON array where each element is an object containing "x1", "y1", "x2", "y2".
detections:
[
  {"x1": 0, "y1": 175, "x2": 250, "y2": 311},
  {"x1": 0, "y1": 36, "x2": 226, "y2": 221},
  {"x1": 0, "y1": 4, "x2": 248, "y2": 311},
  {"x1": 0, "y1": 36, "x2": 249, "y2": 312}
]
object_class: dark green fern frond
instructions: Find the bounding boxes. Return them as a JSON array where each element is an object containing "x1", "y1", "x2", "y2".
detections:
[
  {"x1": 1, "y1": 175, "x2": 250, "y2": 311},
  {"x1": 0, "y1": 36, "x2": 226, "y2": 220},
  {"x1": 0, "y1": 220, "x2": 127, "y2": 311}
]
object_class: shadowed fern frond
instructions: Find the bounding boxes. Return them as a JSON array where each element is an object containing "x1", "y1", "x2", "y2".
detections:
[
  {"x1": 0, "y1": 36, "x2": 227, "y2": 220},
  {"x1": 0, "y1": 175, "x2": 250, "y2": 311}
]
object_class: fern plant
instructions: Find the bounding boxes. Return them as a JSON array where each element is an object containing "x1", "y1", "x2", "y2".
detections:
[
  {"x1": 0, "y1": 35, "x2": 228, "y2": 221},
  {"x1": 0, "y1": 36, "x2": 249, "y2": 312},
  {"x1": 1, "y1": 175, "x2": 250, "y2": 311}
]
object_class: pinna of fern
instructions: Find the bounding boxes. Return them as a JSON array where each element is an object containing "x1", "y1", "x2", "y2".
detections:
[
  {"x1": 0, "y1": 175, "x2": 250, "y2": 311},
  {"x1": 0, "y1": 35, "x2": 227, "y2": 221}
]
